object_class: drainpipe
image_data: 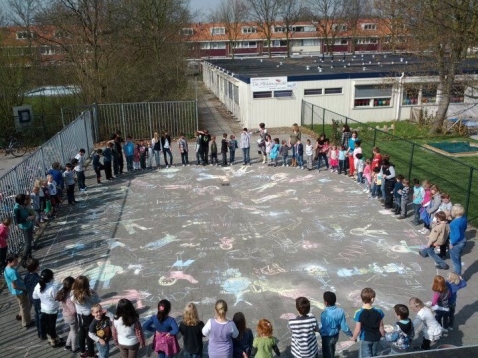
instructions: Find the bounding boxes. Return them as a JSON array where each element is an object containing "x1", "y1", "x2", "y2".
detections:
[{"x1": 395, "y1": 72, "x2": 405, "y2": 121}]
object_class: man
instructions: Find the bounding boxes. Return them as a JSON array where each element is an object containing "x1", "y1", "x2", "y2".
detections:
[{"x1": 4, "y1": 254, "x2": 33, "y2": 328}]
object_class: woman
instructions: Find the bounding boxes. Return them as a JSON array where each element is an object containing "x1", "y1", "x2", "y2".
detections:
[
  {"x1": 202, "y1": 300, "x2": 239, "y2": 358},
  {"x1": 32, "y1": 269, "x2": 63, "y2": 348},
  {"x1": 258, "y1": 123, "x2": 268, "y2": 163},
  {"x1": 288, "y1": 123, "x2": 301, "y2": 167},
  {"x1": 160, "y1": 130, "x2": 173, "y2": 168},
  {"x1": 113, "y1": 298, "x2": 145, "y2": 358},
  {"x1": 449, "y1": 204, "x2": 467, "y2": 276},
  {"x1": 143, "y1": 299, "x2": 179, "y2": 358},
  {"x1": 315, "y1": 133, "x2": 329, "y2": 171},
  {"x1": 152, "y1": 132, "x2": 162, "y2": 168},
  {"x1": 13, "y1": 194, "x2": 35, "y2": 267},
  {"x1": 340, "y1": 125, "x2": 352, "y2": 173},
  {"x1": 380, "y1": 158, "x2": 396, "y2": 209}
]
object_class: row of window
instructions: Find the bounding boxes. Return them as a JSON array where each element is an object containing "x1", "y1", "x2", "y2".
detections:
[{"x1": 253, "y1": 90, "x2": 294, "y2": 99}]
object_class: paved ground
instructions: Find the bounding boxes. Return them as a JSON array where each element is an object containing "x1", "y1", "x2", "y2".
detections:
[{"x1": 0, "y1": 87, "x2": 477, "y2": 358}]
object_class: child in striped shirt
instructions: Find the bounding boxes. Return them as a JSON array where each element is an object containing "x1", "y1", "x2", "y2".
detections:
[{"x1": 288, "y1": 296, "x2": 319, "y2": 358}]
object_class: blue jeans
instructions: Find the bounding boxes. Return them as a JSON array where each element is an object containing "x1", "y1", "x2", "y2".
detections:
[
  {"x1": 321, "y1": 334, "x2": 339, "y2": 358},
  {"x1": 420, "y1": 247, "x2": 448, "y2": 268},
  {"x1": 126, "y1": 156, "x2": 133, "y2": 171},
  {"x1": 154, "y1": 151, "x2": 161, "y2": 167},
  {"x1": 317, "y1": 153, "x2": 329, "y2": 170},
  {"x1": 242, "y1": 147, "x2": 250, "y2": 164},
  {"x1": 184, "y1": 353, "x2": 202, "y2": 358},
  {"x1": 339, "y1": 159, "x2": 345, "y2": 174},
  {"x1": 450, "y1": 240, "x2": 466, "y2": 275},
  {"x1": 229, "y1": 150, "x2": 235, "y2": 163},
  {"x1": 296, "y1": 155, "x2": 304, "y2": 167},
  {"x1": 163, "y1": 148, "x2": 173, "y2": 165},
  {"x1": 413, "y1": 203, "x2": 421, "y2": 224},
  {"x1": 158, "y1": 352, "x2": 171, "y2": 358},
  {"x1": 33, "y1": 299, "x2": 46, "y2": 338},
  {"x1": 357, "y1": 172, "x2": 364, "y2": 183},
  {"x1": 96, "y1": 341, "x2": 110, "y2": 358},
  {"x1": 360, "y1": 340, "x2": 379, "y2": 358},
  {"x1": 282, "y1": 154, "x2": 288, "y2": 165},
  {"x1": 76, "y1": 170, "x2": 86, "y2": 189},
  {"x1": 381, "y1": 180, "x2": 386, "y2": 201}
]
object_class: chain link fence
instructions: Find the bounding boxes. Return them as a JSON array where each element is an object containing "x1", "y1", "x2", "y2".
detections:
[
  {"x1": 301, "y1": 100, "x2": 478, "y2": 227},
  {"x1": 0, "y1": 109, "x2": 93, "y2": 254}
]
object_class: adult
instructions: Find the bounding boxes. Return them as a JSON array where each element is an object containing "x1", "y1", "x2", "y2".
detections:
[
  {"x1": 315, "y1": 133, "x2": 329, "y2": 171},
  {"x1": 240, "y1": 128, "x2": 251, "y2": 165},
  {"x1": 255, "y1": 123, "x2": 268, "y2": 164},
  {"x1": 378, "y1": 155, "x2": 390, "y2": 203},
  {"x1": 13, "y1": 194, "x2": 35, "y2": 267},
  {"x1": 152, "y1": 132, "x2": 162, "y2": 169},
  {"x1": 347, "y1": 131, "x2": 359, "y2": 177},
  {"x1": 371, "y1": 147, "x2": 382, "y2": 172},
  {"x1": 202, "y1": 299, "x2": 239, "y2": 358},
  {"x1": 200, "y1": 130, "x2": 211, "y2": 165},
  {"x1": 114, "y1": 135, "x2": 124, "y2": 175},
  {"x1": 160, "y1": 130, "x2": 173, "y2": 168},
  {"x1": 47, "y1": 162, "x2": 64, "y2": 191},
  {"x1": 449, "y1": 204, "x2": 467, "y2": 276},
  {"x1": 288, "y1": 123, "x2": 301, "y2": 167},
  {"x1": 340, "y1": 124, "x2": 352, "y2": 173},
  {"x1": 4, "y1": 254, "x2": 32, "y2": 328},
  {"x1": 380, "y1": 159, "x2": 396, "y2": 209}
]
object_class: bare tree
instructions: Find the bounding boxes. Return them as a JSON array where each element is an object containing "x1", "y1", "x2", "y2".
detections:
[
  {"x1": 373, "y1": 0, "x2": 406, "y2": 53},
  {"x1": 246, "y1": 0, "x2": 282, "y2": 58},
  {"x1": 396, "y1": 0, "x2": 478, "y2": 133},
  {"x1": 307, "y1": 0, "x2": 343, "y2": 54},
  {"x1": 210, "y1": 0, "x2": 248, "y2": 59},
  {"x1": 278, "y1": 0, "x2": 304, "y2": 58},
  {"x1": 341, "y1": 0, "x2": 373, "y2": 54}
]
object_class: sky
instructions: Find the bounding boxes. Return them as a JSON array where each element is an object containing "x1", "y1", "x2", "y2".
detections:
[{"x1": 190, "y1": 0, "x2": 223, "y2": 21}]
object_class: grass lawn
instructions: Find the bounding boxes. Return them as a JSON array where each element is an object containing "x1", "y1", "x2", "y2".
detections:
[{"x1": 305, "y1": 120, "x2": 478, "y2": 227}]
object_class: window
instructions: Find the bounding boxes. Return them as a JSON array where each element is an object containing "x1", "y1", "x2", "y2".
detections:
[
  {"x1": 234, "y1": 85, "x2": 239, "y2": 104},
  {"x1": 294, "y1": 39, "x2": 319, "y2": 46},
  {"x1": 200, "y1": 42, "x2": 226, "y2": 49},
  {"x1": 253, "y1": 91, "x2": 272, "y2": 99},
  {"x1": 234, "y1": 41, "x2": 257, "y2": 48},
  {"x1": 421, "y1": 86, "x2": 437, "y2": 104},
  {"x1": 450, "y1": 85, "x2": 464, "y2": 103},
  {"x1": 274, "y1": 90, "x2": 293, "y2": 98},
  {"x1": 324, "y1": 87, "x2": 342, "y2": 94},
  {"x1": 363, "y1": 24, "x2": 377, "y2": 30},
  {"x1": 304, "y1": 89, "x2": 322, "y2": 96},
  {"x1": 332, "y1": 24, "x2": 347, "y2": 31},
  {"x1": 354, "y1": 85, "x2": 392, "y2": 107},
  {"x1": 242, "y1": 27, "x2": 256, "y2": 34},
  {"x1": 39, "y1": 46, "x2": 55, "y2": 55},
  {"x1": 270, "y1": 40, "x2": 287, "y2": 47},
  {"x1": 334, "y1": 39, "x2": 348, "y2": 45},
  {"x1": 274, "y1": 26, "x2": 286, "y2": 33},
  {"x1": 357, "y1": 38, "x2": 378, "y2": 44},
  {"x1": 402, "y1": 88, "x2": 419, "y2": 105},
  {"x1": 211, "y1": 27, "x2": 225, "y2": 35},
  {"x1": 181, "y1": 28, "x2": 194, "y2": 36},
  {"x1": 16, "y1": 31, "x2": 33, "y2": 40}
]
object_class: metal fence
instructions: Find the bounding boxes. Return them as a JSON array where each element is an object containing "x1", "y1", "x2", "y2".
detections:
[
  {"x1": 301, "y1": 100, "x2": 478, "y2": 227},
  {"x1": 0, "y1": 109, "x2": 93, "y2": 254},
  {"x1": 61, "y1": 101, "x2": 198, "y2": 142}
]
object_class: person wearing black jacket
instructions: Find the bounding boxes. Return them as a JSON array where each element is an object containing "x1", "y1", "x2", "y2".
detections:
[
  {"x1": 160, "y1": 130, "x2": 173, "y2": 168},
  {"x1": 199, "y1": 129, "x2": 211, "y2": 165},
  {"x1": 381, "y1": 159, "x2": 396, "y2": 209},
  {"x1": 221, "y1": 133, "x2": 228, "y2": 166}
]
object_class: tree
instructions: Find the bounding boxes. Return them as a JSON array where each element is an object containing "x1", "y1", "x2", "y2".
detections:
[
  {"x1": 246, "y1": 0, "x2": 282, "y2": 58},
  {"x1": 210, "y1": 0, "x2": 248, "y2": 59},
  {"x1": 342, "y1": 0, "x2": 373, "y2": 54},
  {"x1": 278, "y1": 0, "x2": 304, "y2": 58},
  {"x1": 394, "y1": 0, "x2": 478, "y2": 133},
  {"x1": 307, "y1": 0, "x2": 343, "y2": 54},
  {"x1": 372, "y1": 0, "x2": 407, "y2": 53}
]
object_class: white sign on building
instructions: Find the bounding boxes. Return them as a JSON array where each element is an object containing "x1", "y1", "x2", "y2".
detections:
[{"x1": 251, "y1": 77, "x2": 289, "y2": 92}]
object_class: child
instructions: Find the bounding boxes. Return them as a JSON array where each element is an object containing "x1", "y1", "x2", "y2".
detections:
[
  {"x1": 74, "y1": 148, "x2": 87, "y2": 191},
  {"x1": 355, "y1": 153, "x2": 365, "y2": 184},
  {"x1": 445, "y1": 273, "x2": 466, "y2": 331},
  {"x1": 409, "y1": 297, "x2": 442, "y2": 350},
  {"x1": 384, "y1": 304, "x2": 414, "y2": 354},
  {"x1": 47, "y1": 174, "x2": 61, "y2": 213},
  {"x1": 221, "y1": 133, "x2": 229, "y2": 167},
  {"x1": 24, "y1": 258, "x2": 46, "y2": 340},
  {"x1": 393, "y1": 174, "x2": 404, "y2": 215},
  {"x1": 319, "y1": 291, "x2": 352, "y2": 358},
  {"x1": 24, "y1": 194, "x2": 40, "y2": 232},
  {"x1": 412, "y1": 178, "x2": 425, "y2": 225},
  {"x1": 0, "y1": 217, "x2": 11, "y2": 273},
  {"x1": 112, "y1": 299, "x2": 145, "y2": 358},
  {"x1": 63, "y1": 163, "x2": 77, "y2": 205},
  {"x1": 32, "y1": 268, "x2": 63, "y2": 347},
  {"x1": 279, "y1": 140, "x2": 289, "y2": 166},
  {"x1": 47, "y1": 162, "x2": 64, "y2": 194},
  {"x1": 351, "y1": 288, "x2": 385, "y2": 357},
  {"x1": 329, "y1": 145, "x2": 339, "y2": 172},
  {"x1": 418, "y1": 211, "x2": 450, "y2": 270},
  {"x1": 143, "y1": 299, "x2": 180, "y2": 357},
  {"x1": 40, "y1": 180, "x2": 54, "y2": 219},
  {"x1": 397, "y1": 178, "x2": 410, "y2": 219},
  {"x1": 338, "y1": 145, "x2": 347, "y2": 175},
  {"x1": 147, "y1": 141, "x2": 154, "y2": 169},
  {"x1": 178, "y1": 133, "x2": 190, "y2": 166},
  {"x1": 371, "y1": 167, "x2": 381, "y2": 198},
  {"x1": 363, "y1": 159, "x2": 372, "y2": 194},
  {"x1": 71, "y1": 275, "x2": 101, "y2": 357},
  {"x1": 295, "y1": 139, "x2": 304, "y2": 170},
  {"x1": 288, "y1": 296, "x2": 319, "y2": 358},
  {"x1": 103, "y1": 143, "x2": 114, "y2": 180},
  {"x1": 251, "y1": 318, "x2": 280, "y2": 358},
  {"x1": 133, "y1": 141, "x2": 141, "y2": 170},
  {"x1": 56, "y1": 277, "x2": 79, "y2": 353},
  {"x1": 92, "y1": 149, "x2": 104, "y2": 184},
  {"x1": 179, "y1": 302, "x2": 204, "y2": 358},
  {"x1": 232, "y1": 312, "x2": 253, "y2": 358},
  {"x1": 89, "y1": 303, "x2": 112, "y2": 358},
  {"x1": 139, "y1": 140, "x2": 147, "y2": 170},
  {"x1": 265, "y1": 134, "x2": 273, "y2": 165},
  {"x1": 305, "y1": 139, "x2": 314, "y2": 170},
  {"x1": 438, "y1": 193, "x2": 453, "y2": 221},
  {"x1": 210, "y1": 136, "x2": 218, "y2": 166},
  {"x1": 269, "y1": 138, "x2": 280, "y2": 167},
  {"x1": 124, "y1": 136, "x2": 135, "y2": 172},
  {"x1": 30, "y1": 186, "x2": 42, "y2": 222},
  {"x1": 430, "y1": 275, "x2": 450, "y2": 330},
  {"x1": 229, "y1": 134, "x2": 238, "y2": 165}
]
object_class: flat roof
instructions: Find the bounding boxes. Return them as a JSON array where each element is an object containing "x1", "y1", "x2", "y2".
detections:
[{"x1": 205, "y1": 53, "x2": 478, "y2": 83}]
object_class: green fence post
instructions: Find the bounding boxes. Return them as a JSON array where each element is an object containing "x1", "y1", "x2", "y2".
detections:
[
  {"x1": 373, "y1": 129, "x2": 377, "y2": 147},
  {"x1": 465, "y1": 167, "x2": 474, "y2": 216},
  {"x1": 322, "y1": 107, "x2": 326, "y2": 135},
  {"x1": 311, "y1": 104, "x2": 314, "y2": 131},
  {"x1": 408, "y1": 143, "x2": 415, "y2": 181}
]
